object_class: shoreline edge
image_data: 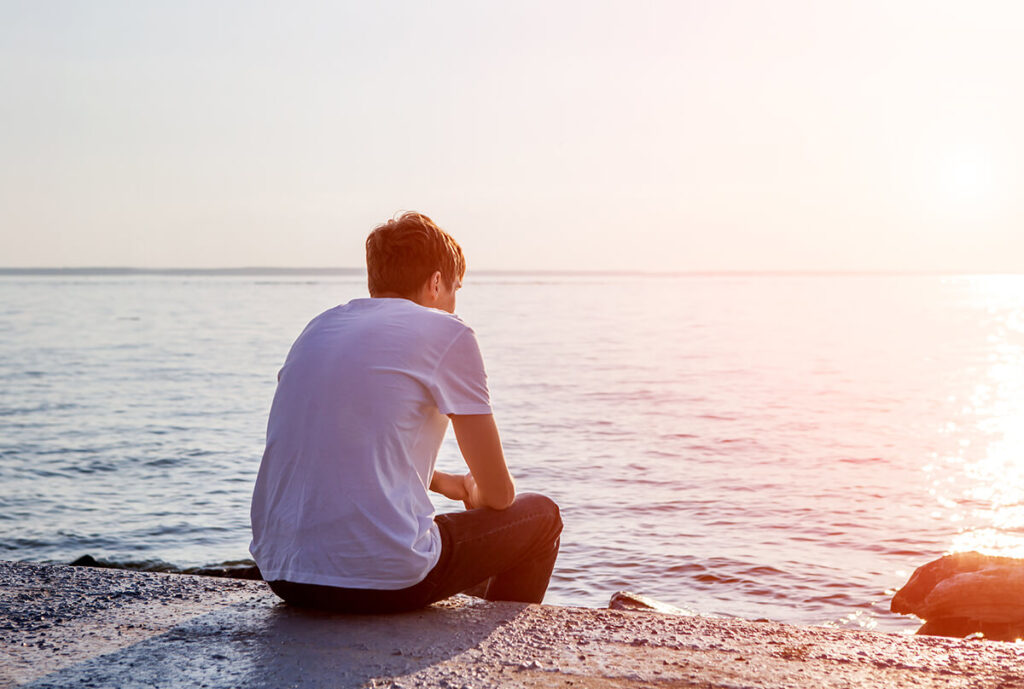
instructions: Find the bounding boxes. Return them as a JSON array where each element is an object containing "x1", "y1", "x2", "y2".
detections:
[{"x1": 3, "y1": 560, "x2": 1022, "y2": 688}]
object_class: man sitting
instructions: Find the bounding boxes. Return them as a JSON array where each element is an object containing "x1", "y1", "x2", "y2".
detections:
[{"x1": 249, "y1": 211, "x2": 562, "y2": 613}]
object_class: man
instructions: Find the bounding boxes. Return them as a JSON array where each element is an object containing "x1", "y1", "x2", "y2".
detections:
[{"x1": 249, "y1": 212, "x2": 562, "y2": 613}]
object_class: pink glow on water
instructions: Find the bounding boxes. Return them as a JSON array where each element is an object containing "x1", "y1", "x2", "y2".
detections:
[{"x1": 2, "y1": 273, "x2": 1024, "y2": 633}]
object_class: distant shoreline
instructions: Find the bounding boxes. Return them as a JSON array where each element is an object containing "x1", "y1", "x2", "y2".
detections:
[
  {"x1": 0, "y1": 267, "x2": 365, "y2": 277},
  {"x1": 1, "y1": 267, "x2": 1019, "y2": 278}
]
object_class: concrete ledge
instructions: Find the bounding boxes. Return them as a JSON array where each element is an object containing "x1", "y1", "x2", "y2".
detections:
[{"x1": 3, "y1": 561, "x2": 1023, "y2": 688}]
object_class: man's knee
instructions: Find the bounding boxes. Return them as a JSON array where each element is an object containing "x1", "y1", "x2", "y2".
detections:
[{"x1": 515, "y1": 492, "x2": 562, "y2": 539}]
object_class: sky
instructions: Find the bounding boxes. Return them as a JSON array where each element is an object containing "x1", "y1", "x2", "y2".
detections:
[{"x1": 2, "y1": 1, "x2": 1023, "y2": 272}]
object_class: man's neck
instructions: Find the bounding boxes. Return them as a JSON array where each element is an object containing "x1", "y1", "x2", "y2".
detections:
[{"x1": 371, "y1": 292, "x2": 426, "y2": 307}]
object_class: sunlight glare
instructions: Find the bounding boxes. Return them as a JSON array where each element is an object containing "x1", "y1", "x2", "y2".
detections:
[
  {"x1": 941, "y1": 277, "x2": 1024, "y2": 558},
  {"x1": 938, "y1": 149, "x2": 995, "y2": 205}
]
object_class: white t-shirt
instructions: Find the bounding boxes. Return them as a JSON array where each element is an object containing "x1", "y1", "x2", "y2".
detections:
[{"x1": 249, "y1": 298, "x2": 492, "y2": 589}]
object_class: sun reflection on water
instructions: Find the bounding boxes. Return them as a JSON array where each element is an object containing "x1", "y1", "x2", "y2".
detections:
[{"x1": 935, "y1": 276, "x2": 1024, "y2": 558}]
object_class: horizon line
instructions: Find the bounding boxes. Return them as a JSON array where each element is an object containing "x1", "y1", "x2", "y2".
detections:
[{"x1": 1, "y1": 266, "x2": 1023, "y2": 278}]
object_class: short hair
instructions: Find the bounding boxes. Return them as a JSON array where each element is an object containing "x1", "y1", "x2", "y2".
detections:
[{"x1": 365, "y1": 212, "x2": 466, "y2": 297}]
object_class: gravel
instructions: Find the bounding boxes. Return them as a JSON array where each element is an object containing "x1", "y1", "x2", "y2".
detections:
[{"x1": 4, "y1": 560, "x2": 1024, "y2": 688}]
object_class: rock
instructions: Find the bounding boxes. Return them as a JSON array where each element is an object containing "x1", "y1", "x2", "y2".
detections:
[
  {"x1": 186, "y1": 563, "x2": 263, "y2": 580},
  {"x1": 891, "y1": 552, "x2": 1024, "y2": 640},
  {"x1": 70, "y1": 555, "x2": 103, "y2": 568},
  {"x1": 69, "y1": 555, "x2": 262, "y2": 581},
  {"x1": 608, "y1": 591, "x2": 696, "y2": 616}
]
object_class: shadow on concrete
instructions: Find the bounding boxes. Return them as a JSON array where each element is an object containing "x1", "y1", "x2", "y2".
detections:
[{"x1": 22, "y1": 598, "x2": 528, "y2": 689}]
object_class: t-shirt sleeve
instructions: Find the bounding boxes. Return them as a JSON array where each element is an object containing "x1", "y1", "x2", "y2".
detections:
[{"x1": 429, "y1": 327, "x2": 493, "y2": 416}]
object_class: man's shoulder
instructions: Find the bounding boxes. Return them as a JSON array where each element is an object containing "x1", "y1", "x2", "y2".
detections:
[
  {"x1": 403, "y1": 304, "x2": 475, "y2": 343},
  {"x1": 305, "y1": 300, "x2": 473, "y2": 350}
]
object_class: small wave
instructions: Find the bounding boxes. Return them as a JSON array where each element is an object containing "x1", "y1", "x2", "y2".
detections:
[
  {"x1": 740, "y1": 564, "x2": 789, "y2": 577},
  {"x1": 680, "y1": 444, "x2": 718, "y2": 454},
  {"x1": 145, "y1": 457, "x2": 182, "y2": 468},
  {"x1": 4, "y1": 467, "x2": 65, "y2": 479},
  {"x1": 867, "y1": 544, "x2": 934, "y2": 558},
  {"x1": 67, "y1": 460, "x2": 119, "y2": 475},
  {"x1": 695, "y1": 572, "x2": 743, "y2": 584},
  {"x1": 803, "y1": 592, "x2": 870, "y2": 607},
  {"x1": 0, "y1": 402, "x2": 79, "y2": 416},
  {"x1": 643, "y1": 448, "x2": 689, "y2": 459},
  {"x1": 838, "y1": 457, "x2": 887, "y2": 464},
  {"x1": 3, "y1": 537, "x2": 56, "y2": 550}
]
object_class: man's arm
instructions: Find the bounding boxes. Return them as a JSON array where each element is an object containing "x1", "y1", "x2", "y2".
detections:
[{"x1": 449, "y1": 414, "x2": 515, "y2": 510}]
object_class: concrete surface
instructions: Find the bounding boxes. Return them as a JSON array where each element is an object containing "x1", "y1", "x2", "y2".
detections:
[{"x1": 3, "y1": 560, "x2": 1024, "y2": 688}]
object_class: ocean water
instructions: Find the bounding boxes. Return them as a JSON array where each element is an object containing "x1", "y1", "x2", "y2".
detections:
[{"x1": 2, "y1": 272, "x2": 1024, "y2": 634}]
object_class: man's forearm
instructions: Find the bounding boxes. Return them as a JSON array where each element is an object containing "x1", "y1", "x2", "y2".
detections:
[{"x1": 450, "y1": 414, "x2": 515, "y2": 510}]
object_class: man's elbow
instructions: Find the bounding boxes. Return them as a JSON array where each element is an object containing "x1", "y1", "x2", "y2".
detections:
[{"x1": 483, "y1": 481, "x2": 516, "y2": 510}]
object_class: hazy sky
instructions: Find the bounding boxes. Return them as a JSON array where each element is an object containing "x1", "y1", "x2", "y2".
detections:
[{"x1": 2, "y1": 1, "x2": 1023, "y2": 271}]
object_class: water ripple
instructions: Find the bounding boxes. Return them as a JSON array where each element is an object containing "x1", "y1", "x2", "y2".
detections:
[{"x1": 4, "y1": 274, "x2": 1023, "y2": 633}]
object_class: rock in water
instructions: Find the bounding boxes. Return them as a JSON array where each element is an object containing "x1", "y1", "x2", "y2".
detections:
[
  {"x1": 608, "y1": 591, "x2": 695, "y2": 616},
  {"x1": 69, "y1": 554, "x2": 262, "y2": 580},
  {"x1": 891, "y1": 551, "x2": 1024, "y2": 640}
]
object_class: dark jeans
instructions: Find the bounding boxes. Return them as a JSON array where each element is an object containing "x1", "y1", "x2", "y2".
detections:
[{"x1": 268, "y1": 492, "x2": 562, "y2": 614}]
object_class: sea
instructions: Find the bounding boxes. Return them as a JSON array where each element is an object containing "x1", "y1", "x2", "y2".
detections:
[{"x1": 2, "y1": 270, "x2": 1023, "y2": 634}]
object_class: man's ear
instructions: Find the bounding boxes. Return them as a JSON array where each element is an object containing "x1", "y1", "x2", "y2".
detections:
[{"x1": 429, "y1": 271, "x2": 442, "y2": 296}]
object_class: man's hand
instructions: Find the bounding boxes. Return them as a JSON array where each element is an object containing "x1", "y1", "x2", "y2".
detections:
[
  {"x1": 461, "y1": 472, "x2": 481, "y2": 510},
  {"x1": 430, "y1": 470, "x2": 485, "y2": 510},
  {"x1": 429, "y1": 470, "x2": 468, "y2": 502}
]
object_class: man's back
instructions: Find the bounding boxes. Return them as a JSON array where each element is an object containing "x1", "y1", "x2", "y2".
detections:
[{"x1": 249, "y1": 297, "x2": 492, "y2": 589}]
